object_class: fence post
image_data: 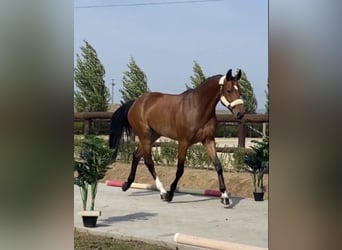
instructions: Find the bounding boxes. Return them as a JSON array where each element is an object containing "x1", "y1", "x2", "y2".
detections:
[
  {"x1": 238, "y1": 122, "x2": 246, "y2": 147},
  {"x1": 84, "y1": 119, "x2": 92, "y2": 135}
]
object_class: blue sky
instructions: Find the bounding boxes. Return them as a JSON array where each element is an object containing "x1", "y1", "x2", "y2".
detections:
[{"x1": 74, "y1": 0, "x2": 268, "y2": 110}]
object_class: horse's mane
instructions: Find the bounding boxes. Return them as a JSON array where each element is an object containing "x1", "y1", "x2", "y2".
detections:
[{"x1": 180, "y1": 75, "x2": 221, "y2": 94}]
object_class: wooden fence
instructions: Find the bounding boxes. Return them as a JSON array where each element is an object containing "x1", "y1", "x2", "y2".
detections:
[{"x1": 74, "y1": 112, "x2": 268, "y2": 149}]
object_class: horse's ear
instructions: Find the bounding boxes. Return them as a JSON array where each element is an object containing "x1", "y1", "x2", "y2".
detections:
[
  {"x1": 226, "y1": 69, "x2": 232, "y2": 80},
  {"x1": 236, "y1": 69, "x2": 242, "y2": 80}
]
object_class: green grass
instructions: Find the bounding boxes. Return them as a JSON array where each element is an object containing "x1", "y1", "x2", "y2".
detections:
[{"x1": 74, "y1": 230, "x2": 173, "y2": 250}]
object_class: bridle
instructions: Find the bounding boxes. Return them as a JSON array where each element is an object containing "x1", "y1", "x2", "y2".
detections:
[{"x1": 219, "y1": 75, "x2": 244, "y2": 110}]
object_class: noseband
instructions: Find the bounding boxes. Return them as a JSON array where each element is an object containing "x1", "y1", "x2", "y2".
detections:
[{"x1": 219, "y1": 75, "x2": 244, "y2": 110}]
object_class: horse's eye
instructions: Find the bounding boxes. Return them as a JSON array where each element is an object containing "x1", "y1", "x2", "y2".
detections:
[{"x1": 227, "y1": 90, "x2": 231, "y2": 94}]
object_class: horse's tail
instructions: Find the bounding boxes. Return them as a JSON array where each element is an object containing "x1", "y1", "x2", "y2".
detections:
[{"x1": 109, "y1": 100, "x2": 135, "y2": 160}]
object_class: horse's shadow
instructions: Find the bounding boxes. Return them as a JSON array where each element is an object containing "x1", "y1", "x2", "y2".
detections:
[
  {"x1": 169, "y1": 194, "x2": 217, "y2": 204},
  {"x1": 225, "y1": 196, "x2": 244, "y2": 209},
  {"x1": 98, "y1": 212, "x2": 158, "y2": 226},
  {"x1": 128, "y1": 191, "x2": 217, "y2": 203},
  {"x1": 128, "y1": 191, "x2": 244, "y2": 208},
  {"x1": 128, "y1": 190, "x2": 157, "y2": 196},
  {"x1": 170, "y1": 195, "x2": 244, "y2": 208}
]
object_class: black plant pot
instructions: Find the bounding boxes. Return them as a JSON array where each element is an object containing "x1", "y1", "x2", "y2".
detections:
[
  {"x1": 253, "y1": 192, "x2": 264, "y2": 201},
  {"x1": 82, "y1": 216, "x2": 98, "y2": 228}
]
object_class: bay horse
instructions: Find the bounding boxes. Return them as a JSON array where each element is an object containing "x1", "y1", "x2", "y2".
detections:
[{"x1": 109, "y1": 69, "x2": 245, "y2": 206}]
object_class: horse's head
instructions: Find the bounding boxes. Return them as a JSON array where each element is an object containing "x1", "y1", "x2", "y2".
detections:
[{"x1": 219, "y1": 69, "x2": 245, "y2": 120}]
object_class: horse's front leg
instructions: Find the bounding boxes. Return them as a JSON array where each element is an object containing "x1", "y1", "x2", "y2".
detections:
[
  {"x1": 203, "y1": 139, "x2": 232, "y2": 207},
  {"x1": 164, "y1": 141, "x2": 188, "y2": 202}
]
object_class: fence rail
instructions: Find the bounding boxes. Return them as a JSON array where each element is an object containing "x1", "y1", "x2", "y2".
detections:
[{"x1": 74, "y1": 112, "x2": 268, "y2": 148}]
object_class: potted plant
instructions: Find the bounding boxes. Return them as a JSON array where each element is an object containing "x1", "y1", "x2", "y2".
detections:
[
  {"x1": 243, "y1": 137, "x2": 269, "y2": 201},
  {"x1": 74, "y1": 136, "x2": 113, "y2": 227}
]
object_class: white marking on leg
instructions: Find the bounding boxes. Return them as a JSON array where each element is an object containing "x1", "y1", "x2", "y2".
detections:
[
  {"x1": 221, "y1": 191, "x2": 233, "y2": 206},
  {"x1": 221, "y1": 191, "x2": 228, "y2": 198},
  {"x1": 156, "y1": 176, "x2": 167, "y2": 194}
]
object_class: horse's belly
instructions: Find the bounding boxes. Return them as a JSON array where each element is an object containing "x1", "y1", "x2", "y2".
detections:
[{"x1": 149, "y1": 120, "x2": 179, "y2": 140}]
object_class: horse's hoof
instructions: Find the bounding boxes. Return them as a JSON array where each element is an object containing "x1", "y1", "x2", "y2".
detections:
[
  {"x1": 221, "y1": 197, "x2": 232, "y2": 207},
  {"x1": 164, "y1": 191, "x2": 173, "y2": 202},
  {"x1": 122, "y1": 182, "x2": 130, "y2": 192},
  {"x1": 160, "y1": 193, "x2": 167, "y2": 200}
]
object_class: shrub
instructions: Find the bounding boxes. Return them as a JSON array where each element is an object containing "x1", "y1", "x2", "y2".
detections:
[
  {"x1": 152, "y1": 147, "x2": 163, "y2": 165},
  {"x1": 160, "y1": 141, "x2": 178, "y2": 165},
  {"x1": 231, "y1": 147, "x2": 250, "y2": 172},
  {"x1": 186, "y1": 144, "x2": 212, "y2": 169},
  {"x1": 217, "y1": 148, "x2": 232, "y2": 171},
  {"x1": 117, "y1": 140, "x2": 136, "y2": 163},
  {"x1": 74, "y1": 122, "x2": 84, "y2": 134}
]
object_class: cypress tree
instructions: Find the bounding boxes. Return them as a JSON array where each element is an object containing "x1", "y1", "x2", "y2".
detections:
[
  {"x1": 238, "y1": 69, "x2": 257, "y2": 113},
  {"x1": 74, "y1": 40, "x2": 110, "y2": 112},
  {"x1": 186, "y1": 60, "x2": 206, "y2": 89},
  {"x1": 120, "y1": 57, "x2": 150, "y2": 103}
]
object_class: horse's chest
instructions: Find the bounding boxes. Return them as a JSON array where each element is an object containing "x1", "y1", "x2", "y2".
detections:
[{"x1": 190, "y1": 124, "x2": 214, "y2": 143}]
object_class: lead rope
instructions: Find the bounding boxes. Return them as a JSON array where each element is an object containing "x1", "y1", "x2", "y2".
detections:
[{"x1": 244, "y1": 123, "x2": 269, "y2": 139}]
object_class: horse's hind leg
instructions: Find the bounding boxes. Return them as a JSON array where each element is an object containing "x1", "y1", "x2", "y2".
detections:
[
  {"x1": 203, "y1": 139, "x2": 232, "y2": 207},
  {"x1": 145, "y1": 154, "x2": 167, "y2": 199},
  {"x1": 122, "y1": 144, "x2": 143, "y2": 191},
  {"x1": 140, "y1": 138, "x2": 167, "y2": 198}
]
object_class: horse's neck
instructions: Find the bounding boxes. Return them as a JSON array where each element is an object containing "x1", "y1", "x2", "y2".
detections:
[{"x1": 191, "y1": 77, "x2": 221, "y2": 116}]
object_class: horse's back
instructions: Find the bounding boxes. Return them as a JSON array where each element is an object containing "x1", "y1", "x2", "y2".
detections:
[
  {"x1": 131, "y1": 91, "x2": 183, "y2": 113},
  {"x1": 128, "y1": 92, "x2": 185, "y2": 139}
]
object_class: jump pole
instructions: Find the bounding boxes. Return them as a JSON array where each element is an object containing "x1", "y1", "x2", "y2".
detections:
[
  {"x1": 105, "y1": 180, "x2": 156, "y2": 190},
  {"x1": 105, "y1": 180, "x2": 222, "y2": 197},
  {"x1": 174, "y1": 233, "x2": 267, "y2": 250}
]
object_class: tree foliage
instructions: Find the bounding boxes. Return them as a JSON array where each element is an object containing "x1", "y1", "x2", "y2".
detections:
[
  {"x1": 186, "y1": 60, "x2": 206, "y2": 89},
  {"x1": 74, "y1": 41, "x2": 110, "y2": 112},
  {"x1": 238, "y1": 69, "x2": 258, "y2": 113},
  {"x1": 120, "y1": 57, "x2": 150, "y2": 103}
]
